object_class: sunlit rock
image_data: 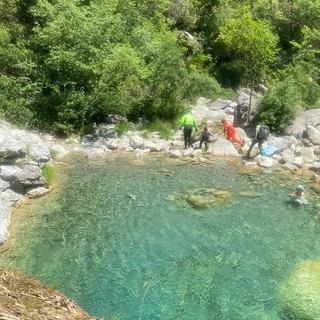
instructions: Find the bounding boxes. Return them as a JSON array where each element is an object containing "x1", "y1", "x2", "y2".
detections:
[
  {"x1": 276, "y1": 260, "x2": 320, "y2": 320},
  {"x1": 211, "y1": 138, "x2": 240, "y2": 157},
  {"x1": 130, "y1": 135, "x2": 144, "y2": 149},
  {"x1": 103, "y1": 138, "x2": 118, "y2": 150},
  {"x1": 0, "y1": 165, "x2": 46, "y2": 190},
  {"x1": 256, "y1": 155, "x2": 274, "y2": 168},
  {"x1": 170, "y1": 150, "x2": 183, "y2": 158},
  {"x1": 26, "y1": 186, "x2": 50, "y2": 198},
  {"x1": 306, "y1": 124, "x2": 320, "y2": 145}
]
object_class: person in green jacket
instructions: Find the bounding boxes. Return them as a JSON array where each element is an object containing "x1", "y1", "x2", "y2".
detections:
[{"x1": 180, "y1": 109, "x2": 198, "y2": 148}]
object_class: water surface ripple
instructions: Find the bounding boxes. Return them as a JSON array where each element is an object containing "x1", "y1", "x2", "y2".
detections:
[{"x1": 1, "y1": 157, "x2": 320, "y2": 319}]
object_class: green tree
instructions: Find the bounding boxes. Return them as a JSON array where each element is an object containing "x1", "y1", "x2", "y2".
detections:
[{"x1": 216, "y1": 12, "x2": 278, "y2": 111}]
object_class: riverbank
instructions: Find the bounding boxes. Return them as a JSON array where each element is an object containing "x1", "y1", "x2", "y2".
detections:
[{"x1": 2, "y1": 94, "x2": 320, "y2": 319}]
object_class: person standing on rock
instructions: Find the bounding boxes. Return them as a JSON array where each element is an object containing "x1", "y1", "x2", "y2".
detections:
[
  {"x1": 221, "y1": 119, "x2": 244, "y2": 146},
  {"x1": 246, "y1": 123, "x2": 270, "y2": 158},
  {"x1": 180, "y1": 109, "x2": 198, "y2": 149},
  {"x1": 199, "y1": 126, "x2": 213, "y2": 151}
]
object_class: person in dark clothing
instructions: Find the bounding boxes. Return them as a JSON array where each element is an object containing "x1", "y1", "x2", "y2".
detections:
[
  {"x1": 246, "y1": 124, "x2": 270, "y2": 157},
  {"x1": 199, "y1": 126, "x2": 213, "y2": 151}
]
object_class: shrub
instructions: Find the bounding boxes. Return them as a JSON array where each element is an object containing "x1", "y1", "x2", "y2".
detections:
[{"x1": 256, "y1": 78, "x2": 302, "y2": 134}]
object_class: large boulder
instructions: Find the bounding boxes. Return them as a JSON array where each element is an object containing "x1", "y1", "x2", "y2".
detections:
[
  {"x1": 0, "y1": 165, "x2": 46, "y2": 190},
  {"x1": 0, "y1": 128, "x2": 27, "y2": 159},
  {"x1": 276, "y1": 261, "x2": 320, "y2": 320},
  {"x1": 306, "y1": 124, "x2": 320, "y2": 145},
  {"x1": 285, "y1": 109, "x2": 320, "y2": 138},
  {"x1": 211, "y1": 138, "x2": 240, "y2": 157}
]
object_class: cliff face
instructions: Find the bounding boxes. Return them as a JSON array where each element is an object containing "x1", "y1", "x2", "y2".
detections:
[{"x1": 0, "y1": 268, "x2": 98, "y2": 320}]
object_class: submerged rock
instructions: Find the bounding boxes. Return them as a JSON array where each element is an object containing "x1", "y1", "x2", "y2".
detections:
[
  {"x1": 182, "y1": 187, "x2": 231, "y2": 210},
  {"x1": 276, "y1": 260, "x2": 320, "y2": 320}
]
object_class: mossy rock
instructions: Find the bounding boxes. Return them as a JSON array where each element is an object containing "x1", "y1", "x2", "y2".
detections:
[
  {"x1": 186, "y1": 188, "x2": 231, "y2": 210},
  {"x1": 276, "y1": 261, "x2": 320, "y2": 319}
]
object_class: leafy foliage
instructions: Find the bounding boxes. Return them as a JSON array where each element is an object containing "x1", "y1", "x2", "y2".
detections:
[
  {"x1": 257, "y1": 78, "x2": 302, "y2": 133},
  {"x1": 216, "y1": 12, "x2": 279, "y2": 88},
  {"x1": 0, "y1": 0, "x2": 319, "y2": 135}
]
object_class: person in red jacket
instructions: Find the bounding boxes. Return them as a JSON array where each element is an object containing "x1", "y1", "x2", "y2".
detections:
[{"x1": 221, "y1": 119, "x2": 243, "y2": 146}]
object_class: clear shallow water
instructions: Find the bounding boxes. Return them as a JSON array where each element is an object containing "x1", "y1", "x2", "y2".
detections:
[{"x1": 1, "y1": 156, "x2": 320, "y2": 319}]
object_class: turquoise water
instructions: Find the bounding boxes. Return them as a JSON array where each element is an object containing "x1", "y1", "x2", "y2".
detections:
[{"x1": 1, "y1": 156, "x2": 320, "y2": 319}]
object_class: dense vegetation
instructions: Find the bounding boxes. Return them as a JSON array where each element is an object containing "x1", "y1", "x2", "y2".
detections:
[{"x1": 0, "y1": 0, "x2": 320, "y2": 135}]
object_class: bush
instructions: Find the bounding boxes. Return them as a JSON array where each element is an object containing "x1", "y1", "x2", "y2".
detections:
[
  {"x1": 183, "y1": 71, "x2": 235, "y2": 102},
  {"x1": 256, "y1": 78, "x2": 302, "y2": 134}
]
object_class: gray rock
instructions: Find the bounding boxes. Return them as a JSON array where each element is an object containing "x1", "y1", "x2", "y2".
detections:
[
  {"x1": 26, "y1": 186, "x2": 50, "y2": 198},
  {"x1": 130, "y1": 135, "x2": 144, "y2": 149},
  {"x1": 256, "y1": 155, "x2": 274, "y2": 168},
  {"x1": 282, "y1": 163, "x2": 299, "y2": 171},
  {"x1": 280, "y1": 149, "x2": 295, "y2": 164},
  {"x1": 103, "y1": 138, "x2": 118, "y2": 150},
  {"x1": 268, "y1": 136, "x2": 291, "y2": 152},
  {"x1": 170, "y1": 150, "x2": 183, "y2": 158},
  {"x1": 0, "y1": 164, "x2": 46, "y2": 190},
  {"x1": 307, "y1": 161, "x2": 320, "y2": 172},
  {"x1": 211, "y1": 138, "x2": 240, "y2": 157},
  {"x1": 306, "y1": 124, "x2": 320, "y2": 145},
  {"x1": 285, "y1": 109, "x2": 320, "y2": 138},
  {"x1": 298, "y1": 147, "x2": 317, "y2": 163},
  {"x1": 0, "y1": 189, "x2": 24, "y2": 244},
  {"x1": 0, "y1": 128, "x2": 27, "y2": 159},
  {"x1": 143, "y1": 140, "x2": 159, "y2": 152}
]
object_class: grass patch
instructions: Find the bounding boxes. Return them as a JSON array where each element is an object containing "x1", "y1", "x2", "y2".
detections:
[
  {"x1": 42, "y1": 164, "x2": 56, "y2": 184},
  {"x1": 115, "y1": 121, "x2": 134, "y2": 137},
  {"x1": 142, "y1": 119, "x2": 175, "y2": 140}
]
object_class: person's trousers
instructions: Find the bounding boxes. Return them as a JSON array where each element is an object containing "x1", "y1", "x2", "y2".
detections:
[
  {"x1": 199, "y1": 137, "x2": 208, "y2": 150},
  {"x1": 227, "y1": 133, "x2": 242, "y2": 145},
  {"x1": 183, "y1": 128, "x2": 193, "y2": 147},
  {"x1": 247, "y1": 139, "x2": 263, "y2": 156}
]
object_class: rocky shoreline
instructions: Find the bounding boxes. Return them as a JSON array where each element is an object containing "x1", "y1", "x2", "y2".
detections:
[
  {"x1": 2, "y1": 94, "x2": 320, "y2": 319},
  {"x1": 3, "y1": 95, "x2": 320, "y2": 245}
]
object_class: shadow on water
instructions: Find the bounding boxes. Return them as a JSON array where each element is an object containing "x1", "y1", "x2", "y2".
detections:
[{"x1": 1, "y1": 157, "x2": 320, "y2": 319}]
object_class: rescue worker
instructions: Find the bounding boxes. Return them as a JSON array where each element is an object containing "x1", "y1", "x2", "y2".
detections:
[
  {"x1": 221, "y1": 119, "x2": 243, "y2": 146},
  {"x1": 180, "y1": 109, "x2": 198, "y2": 148}
]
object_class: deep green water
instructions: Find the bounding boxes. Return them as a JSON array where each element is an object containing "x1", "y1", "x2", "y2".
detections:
[{"x1": 1, "y1": 156, "x2": 320, "y2": 319}]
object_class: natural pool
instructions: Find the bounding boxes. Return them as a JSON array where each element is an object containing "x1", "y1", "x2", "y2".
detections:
[{"x1": 1, "y1": 155, "x2": 320, "y2": 319}]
